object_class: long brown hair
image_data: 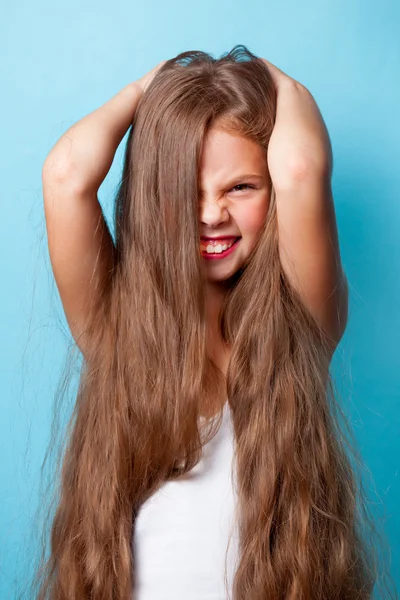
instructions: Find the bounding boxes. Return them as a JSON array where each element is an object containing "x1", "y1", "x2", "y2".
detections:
[{"x1": 27, "y1": 45, "x2": 396, "y2": 599}]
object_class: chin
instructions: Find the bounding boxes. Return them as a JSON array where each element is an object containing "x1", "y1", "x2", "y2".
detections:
[{"x1": 205, "y1": 263, "x2": 246, "y2": 285}]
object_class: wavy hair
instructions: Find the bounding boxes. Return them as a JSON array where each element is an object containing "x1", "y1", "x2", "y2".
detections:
[{"x1": 27, "y1": 45, "x2": 396, "y2": 599}]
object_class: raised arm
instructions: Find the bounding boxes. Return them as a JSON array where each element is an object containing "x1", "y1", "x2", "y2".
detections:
[
  {"x1": 42, "y1": 63, "x2": 164, "y2": 357},
  {"x1": 262, "y1": 59, "x2": 348, "y2": 357}
]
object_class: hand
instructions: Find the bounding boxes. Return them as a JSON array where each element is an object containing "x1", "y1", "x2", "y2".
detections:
[
  {"x1": 260, "y1": 58, "x2": 299, "y2": 90},
  {"x1": 261, "y1": 58, "x2": 332, "y2": 187},
  {"x1": 135, "y1": 60, "x2": 167, "y2": 95}
]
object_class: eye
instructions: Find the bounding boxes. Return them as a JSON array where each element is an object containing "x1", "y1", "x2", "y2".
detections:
[{"x1": 231, "y1": 183, "x2": 255, "y2": 192}]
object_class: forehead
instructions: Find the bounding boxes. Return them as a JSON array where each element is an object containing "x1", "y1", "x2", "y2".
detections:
[{"x1": 199, "y1": 127, "x2": 266, "y2": 184}]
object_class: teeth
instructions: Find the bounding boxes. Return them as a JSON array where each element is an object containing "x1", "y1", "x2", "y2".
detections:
[{"x1": 200, "y1": 240, "x2": 235, "y2": 254}]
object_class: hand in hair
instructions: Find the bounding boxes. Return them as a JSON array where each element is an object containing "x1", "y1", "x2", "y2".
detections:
[
  {"x1": 261, "y1": 58, "x2": 332, "y2": 189},
  {"x1": 261, "y1": 58, "x2": 297, "y2": 90},
  {"x1": 135, "y1": 60, "x2": 167, "y2": 94}
]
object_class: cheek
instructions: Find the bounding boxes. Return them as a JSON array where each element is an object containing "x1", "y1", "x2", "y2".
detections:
[{"x1": 237, "y1": 195, "x2": 270, "y2": 237}]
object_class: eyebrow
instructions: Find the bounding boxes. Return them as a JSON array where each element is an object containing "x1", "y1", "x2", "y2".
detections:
[{"x1": 199, "y1": 173, "x2": 264, "y2": 193}]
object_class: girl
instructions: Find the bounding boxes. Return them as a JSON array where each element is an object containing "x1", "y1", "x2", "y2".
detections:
[{"x1": 34, "y1": 45, "x2": 393, "y2": 599}]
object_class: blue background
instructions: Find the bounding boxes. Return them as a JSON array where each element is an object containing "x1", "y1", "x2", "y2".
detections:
[{"x1": 1, "y1": 0, "x2": 399, "y2": 597}]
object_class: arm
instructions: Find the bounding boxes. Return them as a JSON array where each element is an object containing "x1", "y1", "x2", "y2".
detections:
[
  {"x1": 42, "y1": 63, "x2": 165, "y2": 358},
  {"x1": 43, "y1": 60, "x2": 166, "y2": 191},
  {"x1": 43, "y1": 82, "x2": 143, "y2": 193},
  {"x1": 262, "y1": 60, "x2": 348, "y2": 355},
  {"x1": 262, "y1": 58, "x2": 332, "y2": 182}
]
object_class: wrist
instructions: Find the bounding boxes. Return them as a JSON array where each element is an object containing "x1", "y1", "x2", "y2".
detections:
[{"x1": 100, "y1": 82, "x2": 143, "y2": 137}]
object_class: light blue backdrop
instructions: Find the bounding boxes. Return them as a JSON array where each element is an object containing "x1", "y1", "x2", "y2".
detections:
[{"x1": 1, "y1": 0, "x2": 399, "y2": 597}]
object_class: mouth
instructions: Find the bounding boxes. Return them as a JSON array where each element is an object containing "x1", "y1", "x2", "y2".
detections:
[{"x1": 201, "y1": 237, "x2": 241, "y2": 260}]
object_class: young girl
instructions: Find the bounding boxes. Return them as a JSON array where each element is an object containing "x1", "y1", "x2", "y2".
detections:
[{"x1": 35, "y1": 45, "x2": 393, "y2": 599}]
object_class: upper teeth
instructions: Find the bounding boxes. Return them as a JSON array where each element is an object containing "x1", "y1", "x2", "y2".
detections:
[{"x1": 200, "y1": 240, "x2": 236, "y2": 254}]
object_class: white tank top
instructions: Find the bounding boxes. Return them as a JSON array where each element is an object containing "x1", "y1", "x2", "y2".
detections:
[{"x1": 131, "y1": 401, "x2": 240, "y2": 599}]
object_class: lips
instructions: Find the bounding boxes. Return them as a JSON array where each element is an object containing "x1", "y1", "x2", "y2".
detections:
[
  {"x1": 200, "y1": 236, "x2": 241, "y2": 244},
  {"x1": 200, "y1": 236, "x2": 240, "y2": 242}
]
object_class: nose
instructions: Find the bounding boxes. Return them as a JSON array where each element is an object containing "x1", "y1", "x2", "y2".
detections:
[{"x1": 199, "y1": 196, "x2": 230, "y2": 229}]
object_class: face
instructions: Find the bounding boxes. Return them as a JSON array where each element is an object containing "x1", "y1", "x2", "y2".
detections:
[{"x1": 198, "y1": 126, "x2": 271, "y2": 286}]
